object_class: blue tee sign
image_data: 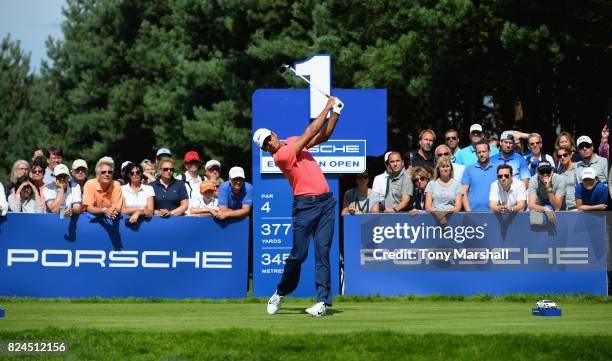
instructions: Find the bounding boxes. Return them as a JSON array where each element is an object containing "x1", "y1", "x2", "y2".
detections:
[{"x1": 251, "y1": 54, "x2": 387, "y2": 297}]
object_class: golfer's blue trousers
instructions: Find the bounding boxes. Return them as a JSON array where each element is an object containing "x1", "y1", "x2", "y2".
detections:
[{"x1": 276, "y1": 193, "x2": 336, "y2": 305}]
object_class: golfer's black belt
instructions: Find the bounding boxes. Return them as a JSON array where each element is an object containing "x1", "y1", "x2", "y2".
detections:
[{"x1": 294, "y1": 192, "x2": 332, "y2": 202}]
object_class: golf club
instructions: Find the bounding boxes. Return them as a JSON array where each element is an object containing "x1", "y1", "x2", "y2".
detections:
[{"x1": 278, "y1": 64, "x2": 331, "y2": 99}]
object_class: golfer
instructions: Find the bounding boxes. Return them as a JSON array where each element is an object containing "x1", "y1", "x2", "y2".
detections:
[{"x1": 253, "y1": 96, "x2": 343, "y2": 317}]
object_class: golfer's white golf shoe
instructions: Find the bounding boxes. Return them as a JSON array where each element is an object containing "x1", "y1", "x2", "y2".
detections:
[
  {"x1": 305, "y1": 302, "x2": 327, "y2": 317},
  {"x1": 267, "y1": 291, "x2": 283, "y2": 315}
]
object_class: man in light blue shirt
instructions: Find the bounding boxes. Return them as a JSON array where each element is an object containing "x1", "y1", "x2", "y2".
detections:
[
  {"x1": 461, "y1": 141, "x2": 499, "y2": 211},
  {"x1": 491, "y1": 131, "x2": 530, "y2": 188},
  {"x1": 454, "y1": 124, "x2": 499, "y2": 166}
]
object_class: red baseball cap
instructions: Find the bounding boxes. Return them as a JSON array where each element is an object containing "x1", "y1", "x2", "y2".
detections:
[{"x1": 184, "y1": 151, "x2": 201, "y2": 163}]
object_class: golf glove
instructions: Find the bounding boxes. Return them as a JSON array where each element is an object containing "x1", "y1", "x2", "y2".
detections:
[{"x1": 332, "y1": 98, "x2": 344, "y2": 114}]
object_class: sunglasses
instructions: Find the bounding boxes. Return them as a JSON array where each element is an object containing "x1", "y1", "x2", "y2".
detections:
[
  {"x1": 538, "y1": 170, "x2": 552, "y2": 175},
  {"x1": 557, "y1": 153, "x2": 569, "y2": 158},
  {"x1": 529, "y1": 141, "x2": 541, "y2": 146},
  {"x1": 445, "y1": 136, "x2": 457, "y2": 141},
  {"x1": 162, "y1": 167, "x2": 175, "y2": 172},
  {"x1": 578, "y1": 144, "x2": 592, "y2": 150},
  {"x1": 99, "y1": 170, "x2": 113, "y2": 175},
  {"x1": 583, "y1": 178, "x2": 595, "y2": 182},
  {"x1": 436, "y1": 152, "x2": 450, "y2": 157},
  {"x1": 31, "y1": 169, "x2": 43, "y2": 174},
  {"x1": 186, "y1": 161, "x2": 200, "y2": 166},
  {"x1": 497, "y1": 174, "x2": 511, "y2": 179},
  {"x1": 471, "y1": 131, "x2": 483, "y2": 136},
  {"x1": 415, "y1": 176, "x2": 429, "y2": 182},
  {"x1": 130, "y1": 170, "x2": 141, "y2": 176},
  {"x1": 74, "y1": 168, "x2": 87, "y2": 172}
]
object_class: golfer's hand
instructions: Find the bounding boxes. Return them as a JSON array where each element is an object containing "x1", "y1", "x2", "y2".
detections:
[{"x1": 326, "y1": 96, "x2": 336, "y2": 109}]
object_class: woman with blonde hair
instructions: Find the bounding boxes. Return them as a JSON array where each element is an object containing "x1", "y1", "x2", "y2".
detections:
[
  {"x1": 425, "y1": 156, "x2": 463, "y2": 212},
  {"x1": 4, "y1": 160, "x2": 29, "y2": 196}
]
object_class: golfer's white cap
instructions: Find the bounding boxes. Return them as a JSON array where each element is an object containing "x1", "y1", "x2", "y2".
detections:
[
  {"x1": 577, "y1": 135, "x2": 593, "y2": 147},
  {"x1": 469, "y1": 124, "x2": 483, "y2": 133},
  {"x1": 581, "y1": 167, "x2": 597, "y2": 180},
  {"x1": 229, "y1": 166, "x2": 245, "y2": 179},
  {"x1": 253, "y1": 128, "x2": 272, "y2": 149}
]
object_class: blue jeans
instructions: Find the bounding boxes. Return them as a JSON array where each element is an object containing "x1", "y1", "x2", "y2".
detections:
[{"x1": 277, "y1": 193, "x2": 336, "y2": 305}]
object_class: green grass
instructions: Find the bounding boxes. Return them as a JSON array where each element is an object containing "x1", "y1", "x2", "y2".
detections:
[{"x1": 1, "y1": 297, "x2": 611, "y2": 360}]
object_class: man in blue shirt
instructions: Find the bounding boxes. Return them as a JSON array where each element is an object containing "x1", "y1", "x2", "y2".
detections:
[
  {"x1": 461, "y1": 141, "x2": 499, "y2": 211},
  {"x1": 216, "y1": 166, "x2": 253, "y2": 220},
  {"x1": 454, "y1": 124, "x2": 499, "y2": 166},
  {"x1": 491, "y1": 131, "x2": 531, "y2": 188},
  {"x1": 575, "y1": 167, "x2": 608, "y2": 211}
]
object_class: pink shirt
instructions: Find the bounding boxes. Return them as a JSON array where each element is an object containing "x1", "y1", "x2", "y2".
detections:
[{"x1": 273, "y1": 137, "x2": 330, "y2": 196}]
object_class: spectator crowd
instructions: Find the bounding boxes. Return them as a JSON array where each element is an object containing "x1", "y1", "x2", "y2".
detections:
[
  {"x1": 0, "y1": 147, "x2": 252, "y2": 222},
  {"x1": 1, "y1": 124, "x2": 610, "y2": 225},
  {"x1": 342, "y1": 124, "x2": 612, "y2": 224}
]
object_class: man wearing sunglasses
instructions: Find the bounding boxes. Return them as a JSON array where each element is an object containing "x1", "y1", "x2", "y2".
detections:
[
  {"x1": 253, "y1": 96, "x2": 343, "y2": 317},
  {"x1": 82, "y1": 156, "x2": 123, "y2": 220},
  {"x1": 454, "y1": 124, "x2": 499, "y2": 166},
  {"x1": 489, "y1": 164, "x2": 526, "y2": 212},
  {"x1": 444, "y1": 129, "x2": 461, "y2": 162},
  {"x1": 526, "y1": 133, "x2": 555, "y2": 177},
  {"x1": 528, "y1": 161, "x2": 566, "y2": 223},
  {"x1": 576, "y1": 135, "x2": 608, "y2": 185}
]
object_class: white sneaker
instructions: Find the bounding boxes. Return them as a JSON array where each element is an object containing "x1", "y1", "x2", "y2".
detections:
[
  {"x1": 267, "y1": 291, "x2": 283, "y2": 315},
  {"x1": 305, "y1": 302, "x2": 327, "y2": 317}
]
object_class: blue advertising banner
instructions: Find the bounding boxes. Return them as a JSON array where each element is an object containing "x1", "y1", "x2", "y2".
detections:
[
  {"x1": 0, "y1": 214, "x2": 249, "y2": 299},
  {"x1": 344, "y1": 213, "x2": 608, "y2": 295}
]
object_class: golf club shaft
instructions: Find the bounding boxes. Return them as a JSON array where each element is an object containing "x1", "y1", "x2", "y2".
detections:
[{"x1": 283, "y1": 65, "x2": 330, "y2": 99}]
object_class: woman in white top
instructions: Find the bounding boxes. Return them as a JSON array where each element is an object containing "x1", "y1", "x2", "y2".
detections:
[
  {"x1": 425, "y1": 156, "x2": 463, "y2": 212},
  {"x1": 489, "y1": 164, "x2": 526, "y2": 212},
  {"x1": 8, "y1": 176, "x2": 45, "y2": 213},
  {"x1": 121, "y1": 163, "x2": 154, "y2": 223}
]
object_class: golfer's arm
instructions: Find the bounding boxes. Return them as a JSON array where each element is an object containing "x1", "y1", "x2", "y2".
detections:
[
  {"x1": 306, "y1": 112, "x2": 340, "y2": 149},
  {"x1": 294, "y1": 103, "x2": 333, "y2": 155}
]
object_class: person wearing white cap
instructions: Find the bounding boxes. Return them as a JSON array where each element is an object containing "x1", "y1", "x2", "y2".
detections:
[
  {"x1": 252, "y1": 96, "x2": 343, "y2": 317},
  {"x1": 576, "y1": 135, "x2": 608, "y2": 185},
  {"x1": 155, "y1": 148, "x2": 172, "y2": 163},
  {"x1": 44, "y1": 164, "x2": 82, "y2": 216},
  {"x1": 454, "y1": 124, "x2": 499, "y2": 166},
  {"x1": 71, "y1": 159, "x2": 89, "y2": 192},
  {"x1": 491, "y1": 130, "x2": 531, "y2": 188},
  {"x1": 215, "y1": 166, "x2": 252, "y2": 220},
  {"x1": 204, "y1": 159, "x2": 222, "y2": 182},
  {"x1": 372, "y1": 151, "x2": 393, "y2": 210},
  {"x1": 528, "y1": 161, "x2": 567, "y2": 223},
  {"x1": 575, "y1": 167, "x2": 608, "y2": 211}
]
